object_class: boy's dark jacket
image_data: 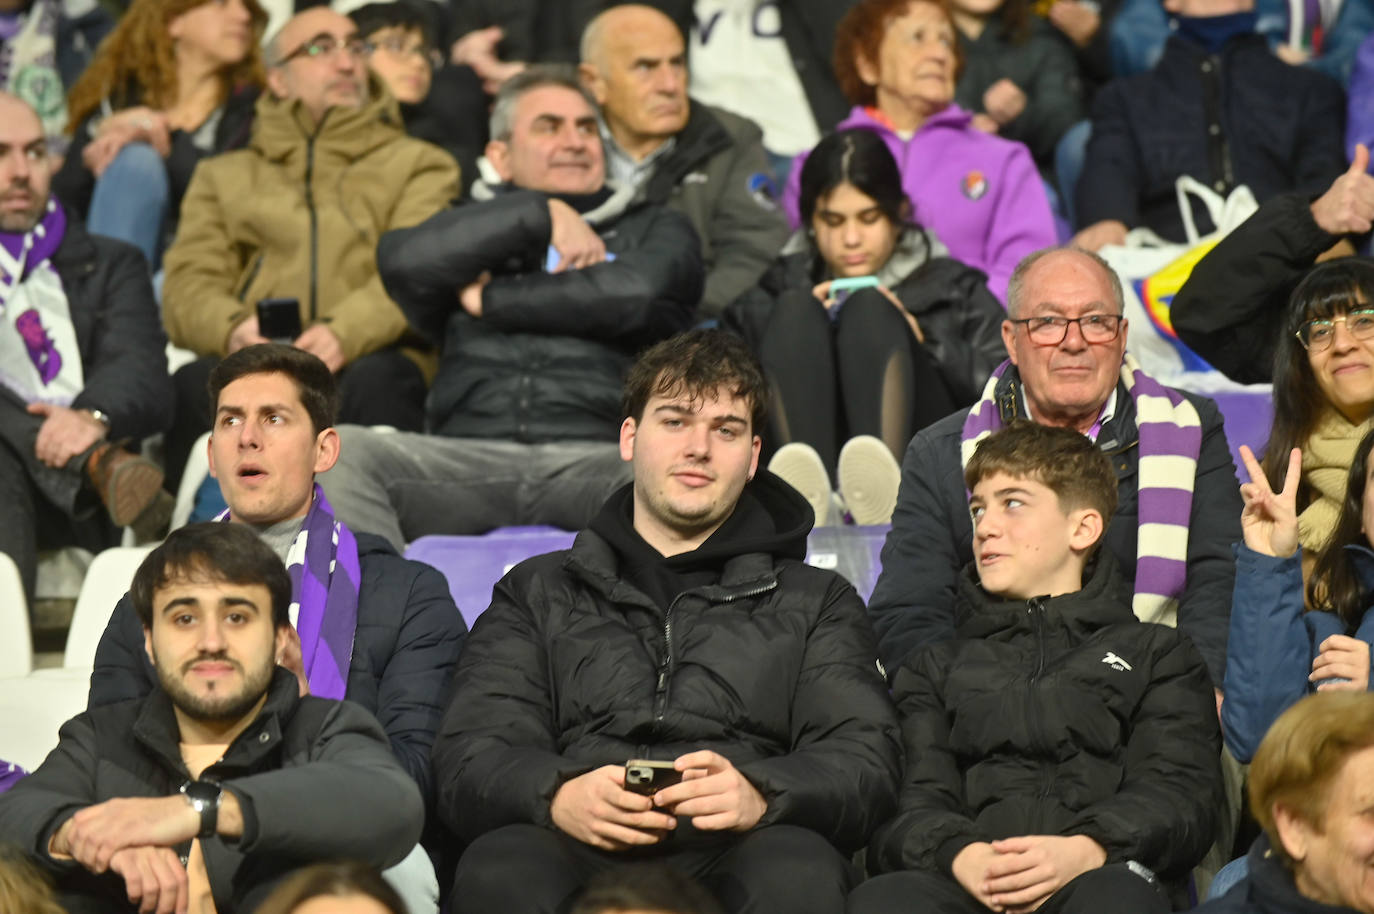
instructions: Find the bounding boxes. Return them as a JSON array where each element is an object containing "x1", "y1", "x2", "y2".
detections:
[{"x1": 870, "y1": 552, "x2": 1223, "y2": 881}]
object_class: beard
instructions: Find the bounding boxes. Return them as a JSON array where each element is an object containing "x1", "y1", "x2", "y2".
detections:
[{"x1": 154, "y1": 651, "x2": 276, "y2": 723}]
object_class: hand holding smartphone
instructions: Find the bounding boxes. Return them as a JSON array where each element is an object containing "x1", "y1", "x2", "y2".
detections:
[
  {"x1": 256, "y1": 297, "x2": 302, "y2": 343},
  {"x1": 624, "y1": 759, "x2": 683, "y2": 796},
  {"x1": 825, "y1": 275, "x2": 881, "y2": 320}
]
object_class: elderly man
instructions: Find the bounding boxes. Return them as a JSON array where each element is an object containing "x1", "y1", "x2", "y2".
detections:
[
  {"x1": 1195, "y1": 691, "x2": 1374, "y2": 913},
  {"x1": 0, "y1": 522, "x2": 423, "y2": 914},
  {"x1": 578, "y1": 5, "x2": 788, "y2": 317},
  {"x1": 867, "y1": 246, "x2": 1241, "y2": 689},
  {"x1": 319, "y1": 65, "x2": 702, "y2": 548},
  {"x1": 433, "y1": 330, "x2": 900, "y2": 914},
  {"x1": 0, "y1": 91, "x2": 171, "y2": 604},
  {"x1": 160, "y1": 6, "x2": 459, "y2": 490}
]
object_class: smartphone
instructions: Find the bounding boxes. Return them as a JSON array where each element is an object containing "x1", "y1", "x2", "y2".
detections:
[
  {"x1": 827, "y1": 275, "x2": 881, "y2": 320},
  {"x1": 256, "y1": 297, "x2": 302, "y2": 343},
  {"x1": 624, "y1": 759, "x2": 683, "y2": 796}
]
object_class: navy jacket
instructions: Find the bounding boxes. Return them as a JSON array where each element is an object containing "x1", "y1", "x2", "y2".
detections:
[
  {"x1": 87, "y1": 532, "x2": 466, "y2": 806},
  {"x1": 1222, "y1": 544, "x2": 1374, "y2": 762},
  {"x1": 1195, "y1": 834, "x2": 1363, "y2": 914},
  {"x1": 1078, "y1": 33, "x2": 1346, "y2": 241}
]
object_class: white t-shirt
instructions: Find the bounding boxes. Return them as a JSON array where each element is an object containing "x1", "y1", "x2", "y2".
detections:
[{"x1": 688, "y1": 0, "x2": 820, "y2": 156}]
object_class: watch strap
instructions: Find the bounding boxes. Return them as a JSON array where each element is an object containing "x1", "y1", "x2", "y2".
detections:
[{"x1": 181, "y1": 780, "x2": 221, "y2": 839}]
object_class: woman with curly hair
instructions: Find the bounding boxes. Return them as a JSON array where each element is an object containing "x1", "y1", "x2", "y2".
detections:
[
  {"x1": 780, "y1": 0, "x2": 1057, "y2": 303},
  {"x1": 53, "y1": 0, "x2": 266, "y2": 267}
]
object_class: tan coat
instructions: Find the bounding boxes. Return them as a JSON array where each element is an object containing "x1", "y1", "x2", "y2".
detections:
[{"x1": 162, "y1": 81, "x2": 460, "y2": 364}]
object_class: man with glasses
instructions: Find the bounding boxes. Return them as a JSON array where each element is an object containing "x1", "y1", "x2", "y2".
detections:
[
  {"x1": 867, "y1": 246, "x2": 1241, "y2": 698},
  {"x1": 159, "y1": 6, "x2": 460, "y2": 495}
]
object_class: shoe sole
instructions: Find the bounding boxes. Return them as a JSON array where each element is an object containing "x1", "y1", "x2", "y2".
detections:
[
  {"x1": 768, "y1": 444, "x2": 833, "y2": 527},
  {"x1": 107, "y1": 458, "x2": 167, "y2": 527},
  {"x1": 838, "y1": 437, "x2": 901, "y2": 526}
]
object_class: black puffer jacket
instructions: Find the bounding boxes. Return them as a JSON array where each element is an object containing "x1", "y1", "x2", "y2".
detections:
[
  {"x1": 86, "y1": 532, "x2": 467, "y2": 806},
  {"x1": 1077, "y1": 33, "x2": 1346, "y2": 241},
  {"x1": 378, "y1": 185, "x2": 702, "y2": 442},
  {"x1": 431, "y1": 472, "x2": 901, "y2": 852},
  {"x1": 871, "y1": 556, "x2": 1223, "y2": 882}
]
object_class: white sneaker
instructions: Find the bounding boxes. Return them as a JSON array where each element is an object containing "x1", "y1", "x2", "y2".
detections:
[
  {"x1": 768, "y1": 443, "x2": 834, "y2": 526},
  {"x1": 838, "y1": 436, "x2": 901, "y2": 526}
]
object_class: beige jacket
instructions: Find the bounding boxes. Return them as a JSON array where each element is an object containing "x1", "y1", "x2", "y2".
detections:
[{"x1": 162, "y1": 80, "x2": 460, "y2": 364}]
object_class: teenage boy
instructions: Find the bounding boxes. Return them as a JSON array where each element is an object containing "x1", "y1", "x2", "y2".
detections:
[{"x1": 851, "y1": 422, "x2": 1222, "y2": 914}]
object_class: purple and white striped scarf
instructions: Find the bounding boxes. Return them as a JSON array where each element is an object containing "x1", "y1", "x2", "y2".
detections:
[
  {"x1": 217, "y1": 484, "x2": 359, "y2": 699},
  {"x1": 960, "y1": 354, "x2": 1201, "y2": 626}
]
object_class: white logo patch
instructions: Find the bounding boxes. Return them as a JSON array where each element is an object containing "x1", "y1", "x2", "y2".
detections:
[{"x1": 1102, "y1": 651, "x2": 1133, "y2": 672}]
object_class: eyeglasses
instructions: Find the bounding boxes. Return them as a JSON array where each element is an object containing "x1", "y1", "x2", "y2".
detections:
[
  {"x1": 1296, "y1": 309, "x2": 1374, "y2": 351},
  {"x1": 364, "y1": 35, "x2": 442, "y2": 70},
  {"x1": 280, "y1": 33, "x2": 368, "y2": 63},
  {"x1": 1008, "y1": 314, "x2": 1124, "y2": 345}
]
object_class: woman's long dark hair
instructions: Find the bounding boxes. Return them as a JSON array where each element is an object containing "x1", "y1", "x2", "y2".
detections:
[
  {"x1": 797, "y1": 129, "x2": 923, "y2": 283},
  {"x1": 1261, "y1": 258, "x2": 1374, "y2": 500},
  {"x1": 1308, "y1": 426, "x2": 1374, "y2": 626}
]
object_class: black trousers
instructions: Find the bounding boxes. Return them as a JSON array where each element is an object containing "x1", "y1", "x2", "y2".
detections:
[
  {"x1": 756, "y1": 288, "x2": 956, "y2": 476},
  {"x1": 0, "y1": 387, "x2": 111, "y2": 603},
  {"x1": 164, "y1": 347, "x2": 428, "y2": 492},
  {"x1": 847, "y1": 864, "x2": 1171, "y2": 914},
  {"x1": 451, "y1": 824, "x2": 854, "y2": 914}
]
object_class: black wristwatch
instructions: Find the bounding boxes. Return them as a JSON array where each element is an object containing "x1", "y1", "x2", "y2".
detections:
[{"x1": 180, "y1": 780, "x2": 222, "y2": 839}]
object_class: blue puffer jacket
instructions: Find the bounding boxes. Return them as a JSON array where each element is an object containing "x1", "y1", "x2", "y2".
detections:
[{"x1": 1221, "y1": 543, "x2": 1374, "y2": 762}]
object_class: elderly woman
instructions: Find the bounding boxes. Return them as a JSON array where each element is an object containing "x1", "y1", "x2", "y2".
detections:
[
  {"x1": 781, "y1": 0, "x2": 1057, "y2": 302},
  {"x1": 1197, "y1": 691, "x2": 1374, "y2": 913}
]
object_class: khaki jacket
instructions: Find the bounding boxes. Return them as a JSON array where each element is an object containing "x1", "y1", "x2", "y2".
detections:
[{"x1": 162, "y1": 80, "x2": 460, "y2": 363}]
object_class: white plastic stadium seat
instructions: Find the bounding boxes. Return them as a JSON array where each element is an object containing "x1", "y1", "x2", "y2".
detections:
[
  {"x1": 0, "y1": 552, "x2": 33, "y2": 677},
  {"x1": 64, "y1": 546, "x2": 154, "y2": 669}
]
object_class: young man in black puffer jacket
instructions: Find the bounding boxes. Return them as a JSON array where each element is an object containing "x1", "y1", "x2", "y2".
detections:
[{"x1": 853, "y1": 421, "x2": 1223, "y2": 914}]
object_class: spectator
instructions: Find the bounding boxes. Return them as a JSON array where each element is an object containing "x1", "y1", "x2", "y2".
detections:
[
  {"x1": 1222, "y1": 433, "x2": 1374, "y2": 763},
  {"x1": 319, "y1": 65, "x2": 701, "y2": 549},
  {"x1": 853, "y1": 422, "x2": 1222, "y2": 914},
  {"x1": 0, "y1": 843, "x2": 65, "y2": 914},
  {"x1": 578, "y1": 4, "x2": 790, "y2": 318},
  {"x1": 54, "y1": 0, "x2": 267, "y2": 268},
  {"x1": 0, "y1": 523, "x2": 423, "y2": 914},
  {"x1": 950, "y1": 0, "x2": 1085, "y2": 172},
  {"x1": 572, "y1": 865, "x2": 725, "y2": 914},
  {"x1": 644, "y1": 0, "x2": 860, "y2": 172},
  {"x1": 160, "y1": 6, "x2": 460, "y2": 493},
  {"x1": 0, "y1": 0, "x2": 112, "y2": 160},
  {"x1": 1171, "y1": 149, "x2": 1374, "y2": 384},
  {"x1": 88, "y1": 345, "x2": 466, "y2": 812},
  {"x1": 743, "y1": 129, "x2": 1005, "y2": 525},
  {"x1": 1349, "y1": 34, "x2": 1374, "y2": 164},
  {"x1": 1195, "y1": 691, "x2": 1374, "y2": 914},
  {"x1": 1073, "y1": 0, "x2": 1347, "y2": 250},
  {"x1": 783, "y1": 0, "x2": 1057, "y2": 302},
  {"x1": 866, "y1": 246, "x2": 1241, "y2": 688},
  {"x1": 432, "y1": 330, "x2": 900, "y2": 914},
  {"x1": 0, "y1": 91, "x2": 172, "y2": 606},
  {"x1": 350, "y1": 0, "x2": 482, "y2": 189},
  {"x1": 254, "y1": 861, "x2": 407, "y2": 914}
]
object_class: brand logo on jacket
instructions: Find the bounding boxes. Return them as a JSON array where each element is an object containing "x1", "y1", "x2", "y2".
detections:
[
  {"x1": 1102, "y1": 651, "x2": 1133, "y2": 672},
  {"x1": 961, "y1": 170, "x2": 988, "y2": 201}
]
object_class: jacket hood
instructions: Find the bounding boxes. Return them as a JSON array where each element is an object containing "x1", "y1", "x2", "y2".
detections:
[
  {"x1": 250, "y1": 74, "x2": 405, "y2": 163},
  {"x1": 954, "y1": 549, "x2": 1136, "y2": 641},
  {"x1": 590, "y1": 468, "x2": 812, "y2": 570}
]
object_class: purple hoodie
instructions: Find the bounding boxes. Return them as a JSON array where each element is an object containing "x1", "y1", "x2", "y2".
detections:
[{"x1": 782, "y1": 105, "x2": 1057, "y2": 302}]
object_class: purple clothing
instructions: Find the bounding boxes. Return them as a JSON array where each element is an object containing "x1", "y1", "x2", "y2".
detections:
[
  {"x1": 781, "y1": 105, "x2": 1057, "y2": 302},
  {"x1": 1348, "y1": 33, "x2": 1374, "y2": 170}
]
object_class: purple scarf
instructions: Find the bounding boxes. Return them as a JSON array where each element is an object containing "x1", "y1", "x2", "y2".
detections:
[
  {"x1": 218, "y1": 484, "x2": 359, "y2": 699},
  {"x1": 0, "y1": 196, "x2": 65, "y2": 287}
]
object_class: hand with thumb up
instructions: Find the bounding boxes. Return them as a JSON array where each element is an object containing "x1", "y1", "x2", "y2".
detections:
[{"x1": 1310, "y1": 143, "x2": 1374, "y2": 236}]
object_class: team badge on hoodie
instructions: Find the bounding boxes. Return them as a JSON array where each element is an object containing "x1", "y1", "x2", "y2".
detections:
[{"x1": 961, "y1": 170, "x2": 988, "y2": 200}]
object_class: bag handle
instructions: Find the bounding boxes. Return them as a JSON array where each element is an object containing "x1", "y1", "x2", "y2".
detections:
[{"x1": 1174, "y1": 175, "x2": 1229, "y2": 245}]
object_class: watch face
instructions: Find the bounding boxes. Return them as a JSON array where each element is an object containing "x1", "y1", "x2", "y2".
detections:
[{"x1": 182, "y1": 780, "x2": 221, "y2": 807}]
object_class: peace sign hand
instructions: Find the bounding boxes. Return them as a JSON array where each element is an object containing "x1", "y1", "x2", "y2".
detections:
[{"x1": 1238, "y1": 445, "x2": 1301, "y2": 558}]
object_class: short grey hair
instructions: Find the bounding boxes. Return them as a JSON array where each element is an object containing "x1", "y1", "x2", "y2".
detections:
[
  {"x1": 488, "y1": 64, "x2": 599, "y2": 142},
  {"x1": 1005, "y1": 245, "x2": 1125, "y2": 319}
]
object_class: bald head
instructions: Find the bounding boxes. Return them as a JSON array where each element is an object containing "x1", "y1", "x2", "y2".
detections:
[
  {"x1": 0, "y1": 92, "x2": 52, "y2": 233},
  {"x1": 265, "y1": 7, "x2": 368, "y2": 124},
  {"x1": 579, "y1": 5, "x2": 688, "y2": 159}
]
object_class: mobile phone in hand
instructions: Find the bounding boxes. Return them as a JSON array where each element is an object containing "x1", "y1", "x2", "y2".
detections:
[
  {"x1": 256, "y1": 297, "x2": 302, "y2": 343},
  {"x1": 624, "y1": 759, "x2": 683, "y2": 796}
]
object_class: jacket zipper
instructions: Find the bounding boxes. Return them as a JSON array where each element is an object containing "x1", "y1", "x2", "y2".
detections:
[
  {"x1": 304, "y1": 134, "x2": 319, "y2": 322},
  {"x1": 652, "y1": 581, "x2": 777, "y2": 723},
  {"x1": 236, "y1": 253, "x2": 264, "y2": 301},
  {"x1": 1027, "y1": 597, "x2": 1053, "y2": 830}
]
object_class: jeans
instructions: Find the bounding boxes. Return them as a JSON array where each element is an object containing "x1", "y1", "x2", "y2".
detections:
[
  {"x1": 87, "y1": 142, "x2": 168, "y2": 270},
  {"x1": 318, "y1": 428, "x2": 632, "y2": 550},
  {"x1": 1055, "y1": 120, "x2": 1093, "y2": 230}
]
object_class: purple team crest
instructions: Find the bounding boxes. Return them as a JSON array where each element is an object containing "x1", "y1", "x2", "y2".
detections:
[{"x1": 15, "y1": 308, "x2": 62, "y2": 385}]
